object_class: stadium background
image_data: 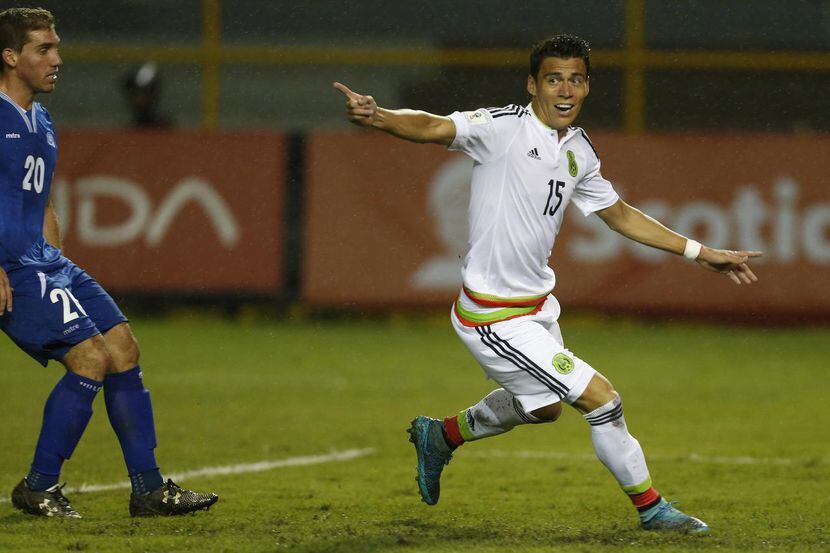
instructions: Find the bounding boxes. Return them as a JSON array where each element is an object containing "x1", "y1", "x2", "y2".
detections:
[
  {"x1": 9, "y1": 0, "x2": 827, "y2": 321},
  {"x1": 1, "y1": 1, "x2": 829, "y2": 552}
]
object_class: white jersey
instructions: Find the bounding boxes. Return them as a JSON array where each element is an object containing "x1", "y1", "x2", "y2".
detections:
[{"x1": 447, "y1": 103, "x2": 618, "y2": 319}]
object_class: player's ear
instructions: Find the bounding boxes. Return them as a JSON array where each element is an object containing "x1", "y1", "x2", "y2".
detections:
[
  {"x1": 527, "y1": 74, "x2": 537, "y2": 97},
  {"x1": 1, "y1": 48, "x2": 18, "y2": 69},
  {"x1": 584, "y1": 76, "x2": 590, "y2": 97}
]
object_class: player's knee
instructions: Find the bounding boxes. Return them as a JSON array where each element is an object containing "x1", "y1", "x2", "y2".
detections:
[
  {"x1": 121, "y1": 333, "x2": 140, "y2": 367},
  {"x1": 91, "y1": 347, "x2": 116, "y2": 378},
  {"x1": 105, "y1": 324, "x2": 140, "y2": 371},
  {"x1": 68, "y1": 342, "x2": 114, "y2": 381},
  {"x1": 593, "y1": 376, "x2": 616, "y2": 402},
  {"x1": 573, "y1": 373, "x2": 618, "y2": 414},
  {"x1": 530, "y1": 402, "x2": 562, "y2": 422}
]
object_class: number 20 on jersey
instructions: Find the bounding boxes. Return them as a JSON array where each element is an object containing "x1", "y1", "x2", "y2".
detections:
[{"x1": 22, "y1": 155, "x2": 46, "y2": 194}]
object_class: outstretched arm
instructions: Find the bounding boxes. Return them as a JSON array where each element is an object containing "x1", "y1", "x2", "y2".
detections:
[
  {"x1": 596, "y1": 199, "x2": 762, "y2": 285},
  {"x1": 333, "y1": 81, "x2": 456, "y2": 146}
]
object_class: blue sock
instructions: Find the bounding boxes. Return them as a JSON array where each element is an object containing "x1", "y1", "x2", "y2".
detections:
[
  {"x1": 25, "y1": 469, "x2": 59, "y2": 491},
  {"x1": 129, "y1": 469, "x2": 165, "y2": 496},
  {"x1": 28, "y1": 372, "x2": 101, "y2": 491},
  {"x1": 103, "y1": 366, "x2": 163, "y2": 495}
]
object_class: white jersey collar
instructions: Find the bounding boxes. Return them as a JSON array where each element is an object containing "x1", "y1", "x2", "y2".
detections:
[
  {"x1": 0, "y1": 90, "x2": 37, "y2": 133},
  {"x1": 527, "y1": 102, "x2": 578, "y2": 144}
]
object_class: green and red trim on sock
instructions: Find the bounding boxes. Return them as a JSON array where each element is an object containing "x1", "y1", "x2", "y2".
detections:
[
  {"x1": 630, "y1": 487, "x2": 662, "y2": 512},
  {"x1": 442, "y1": 415, "x2": 465, "y2": 450}
]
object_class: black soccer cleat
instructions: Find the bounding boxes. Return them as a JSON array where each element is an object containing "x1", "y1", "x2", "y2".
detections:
[
  {"x1": 11, "y1": 479, "x2": 82, "y2": 518},
  {"x1": 129, "y1": 479, "x2": 218, "y2": 517}
]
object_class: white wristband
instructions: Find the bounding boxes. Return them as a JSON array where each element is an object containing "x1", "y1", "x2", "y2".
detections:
[{"x1": 683, "y1": 239, "x2": 702, "y2": 260}]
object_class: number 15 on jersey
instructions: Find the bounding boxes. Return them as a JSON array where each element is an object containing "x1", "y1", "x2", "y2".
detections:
[{"x1": 543, "y1": 179, "x2": 565, "y2": 216}]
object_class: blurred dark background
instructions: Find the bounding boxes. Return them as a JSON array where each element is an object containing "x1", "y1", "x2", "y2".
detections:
[
  {"x1": 3, "y1": 0, "x2": 828, "y2": 320},
  {"x1": 8, "y1": 0, "x2": 830, "y2": 133}
]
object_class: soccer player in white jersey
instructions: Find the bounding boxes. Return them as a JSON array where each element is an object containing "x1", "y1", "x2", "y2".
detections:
[{"x1": 334, "y1": 35, "x2": 761, "y2": 533}]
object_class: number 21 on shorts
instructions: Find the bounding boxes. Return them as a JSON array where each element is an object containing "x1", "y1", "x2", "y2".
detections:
[{"x1": 50, "y1": 287, "x2": 87, "y2": 324}]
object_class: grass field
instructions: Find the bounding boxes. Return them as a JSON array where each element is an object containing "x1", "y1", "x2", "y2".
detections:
[{"x1": 0, "y1": 314, "x2": 828, "y2": 552}]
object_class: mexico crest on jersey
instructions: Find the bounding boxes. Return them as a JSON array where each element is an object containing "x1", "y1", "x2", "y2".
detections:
[
  {"x1": 566, "y1": 150, "x2": 577, "y2": 177},
  {"x1": 552, "y1": 353, "x2": 574, "y2": 375}
]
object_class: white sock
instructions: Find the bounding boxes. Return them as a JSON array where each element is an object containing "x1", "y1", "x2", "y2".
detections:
[
  {"x1": 584, "y1": 394, "x2": 652, "y2": 492},
  {"x1": 457, "y1": 388, "x2": 546, "y2": 441}
]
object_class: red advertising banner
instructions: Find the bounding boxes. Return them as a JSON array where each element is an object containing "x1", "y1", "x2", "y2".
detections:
[
  {"x1": 53, "y1": 131, "x2": 286, "y2": 294},
  {"x1": 304, "y1": 131, "x2": 830, "y2": 319}
]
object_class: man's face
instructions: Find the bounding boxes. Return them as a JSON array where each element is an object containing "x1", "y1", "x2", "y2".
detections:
[
  {"x1": 9, "y1": 27, "x2": 62, "y2": 94},
  {"x1": 527, "y1": 56, "x2": 589, "y2": 131}
]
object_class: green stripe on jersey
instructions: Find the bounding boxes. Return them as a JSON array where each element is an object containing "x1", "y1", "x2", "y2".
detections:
[
  {"x1": 464, "y1": 287, "x2": 549, "y2": 306},
  {"x1": 455, "y1": 301, "x2": 538, "y2": 325}
]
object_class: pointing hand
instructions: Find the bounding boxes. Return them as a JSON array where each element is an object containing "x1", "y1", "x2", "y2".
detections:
[{"x1": 333, "y1": 82, "x2": 378, "y2": 127}]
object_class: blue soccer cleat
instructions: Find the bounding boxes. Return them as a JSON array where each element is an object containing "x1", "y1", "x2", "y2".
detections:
[
  {"x1": 407, "y1": 416, "x2": 453, "y2": 505},
  {"x1": 640, "y1": 498, "x2": 709, "y2": 534}
]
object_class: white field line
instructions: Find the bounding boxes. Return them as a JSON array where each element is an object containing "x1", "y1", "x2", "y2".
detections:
[
  {"x1": 468, "y1": 449, "x2": 829, "y2": 466},
  {"x1": 0, "y1": 447, "x2": 375, "y2": 504}
]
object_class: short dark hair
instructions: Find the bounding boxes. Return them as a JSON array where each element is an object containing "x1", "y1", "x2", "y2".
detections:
[
  {"x1": 530, "y1": 35, "x2": 591, "y2": 79},
  {"x1": 0, "y1": 7, "x2": 55, "y2": 57}
]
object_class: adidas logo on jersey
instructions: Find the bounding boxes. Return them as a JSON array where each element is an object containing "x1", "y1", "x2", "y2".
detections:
[{"x1": 526, "y1": 147, "x2": 541, "y2": 160}]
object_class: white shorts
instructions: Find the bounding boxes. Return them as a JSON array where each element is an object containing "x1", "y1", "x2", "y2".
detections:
[{"x1": 451, "y1": 296, "x2": 596, "y2": 412}]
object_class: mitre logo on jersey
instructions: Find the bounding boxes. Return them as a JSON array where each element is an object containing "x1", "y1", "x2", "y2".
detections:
[{"x1": 527, "y1": 147, "x2": 541, "y2": 160}]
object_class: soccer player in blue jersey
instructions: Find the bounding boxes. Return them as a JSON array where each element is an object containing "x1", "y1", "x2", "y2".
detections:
[{"x1": 0, "y1": 8, "x2": 218, "y2": 518}]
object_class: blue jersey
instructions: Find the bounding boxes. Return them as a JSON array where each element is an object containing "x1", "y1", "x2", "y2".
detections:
[
  {"x1": 0, "y1": 91, "x2": 61, "y2": 273},
  {"x1": 0, "y1": 93, "x2": 128, "y2": 366}
]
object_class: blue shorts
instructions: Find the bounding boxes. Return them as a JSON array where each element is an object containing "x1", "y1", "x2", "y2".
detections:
[{"x1": 0, "y1": 257, "x2": 127, "y2": 366}]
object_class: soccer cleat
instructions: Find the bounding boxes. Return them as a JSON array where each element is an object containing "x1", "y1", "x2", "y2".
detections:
[
  {"x1": 640, "y1": 498, "x2": 709, "y2": 534},
  {"x1": 11, "y1": 479, "x2": 82, "y2": 518},
  {"x1": 129, "y1": 479, "x2": 218, "y2": 517},
  {"x1": 407, "y1": 416, "x2": 453, "y2": 505}
]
